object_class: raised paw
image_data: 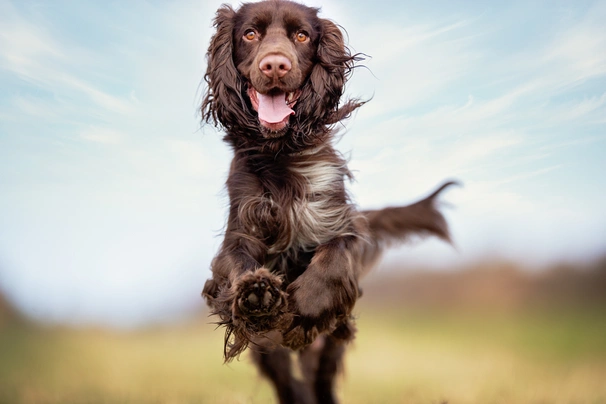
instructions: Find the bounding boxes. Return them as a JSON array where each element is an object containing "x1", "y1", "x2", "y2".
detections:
[
  {"x1": 280, "y1": 270, "x2": 358, "y2": 350},
  {"x1": 216, "y1": 268, "x2": 291, "y2": 361},
  {"x1": 231, "y1": 267, "x2": 289, "y2": 333},
  {"x1": 236, "y1": 270, "x2": 284, "y2": 317}
]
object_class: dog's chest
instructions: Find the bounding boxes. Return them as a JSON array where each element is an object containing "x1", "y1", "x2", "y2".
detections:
[
  {"x1": 291, "y1": 160, "x2": 348, "y2": 239},
  {"x1": 262, "y1": 158, "x2": 352, "y2": 253}
]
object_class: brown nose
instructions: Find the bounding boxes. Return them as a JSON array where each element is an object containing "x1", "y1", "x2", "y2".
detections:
[{"x1": 259, "y1": 54, "x2": 292, "y2": 78}]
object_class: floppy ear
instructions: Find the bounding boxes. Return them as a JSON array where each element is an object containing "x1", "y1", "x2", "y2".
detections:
[
  {"x1": 201, "y1": 6, "x2": 251, "y2": 132},
  {"x1": 297, "y1": 19, "x2": 363, "y2": 130}
]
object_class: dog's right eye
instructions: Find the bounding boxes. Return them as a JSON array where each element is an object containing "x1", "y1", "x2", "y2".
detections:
[{"x1": 244, "y1": 30, "x2": 257, "y2": 41}]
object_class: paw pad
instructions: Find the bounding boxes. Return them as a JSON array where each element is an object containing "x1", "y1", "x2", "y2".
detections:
[{"x1": 237, "y1": 274, "x2": 282, "y2": 317}]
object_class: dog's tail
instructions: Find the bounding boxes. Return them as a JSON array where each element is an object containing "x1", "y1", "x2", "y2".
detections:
[{"x1": 358, "y1": 181, "x2": 460, "y2": 272}]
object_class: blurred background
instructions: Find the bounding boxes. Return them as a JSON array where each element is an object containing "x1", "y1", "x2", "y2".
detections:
[{"x1": 1, "y1": 0, "x2": 605, "y2": 403}]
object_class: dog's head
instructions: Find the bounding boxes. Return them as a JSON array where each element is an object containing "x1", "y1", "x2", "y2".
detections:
[{"x1": 201, "y1": 0, "x2": 363, "y2": 151}]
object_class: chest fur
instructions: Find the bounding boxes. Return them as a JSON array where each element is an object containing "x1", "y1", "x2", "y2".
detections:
[
  {"x1": 238, "y1": 155, "x2": 353, "y2": 254},
  {"x1": 287, "y1": 159, "x2": 352, "y2": 250}
]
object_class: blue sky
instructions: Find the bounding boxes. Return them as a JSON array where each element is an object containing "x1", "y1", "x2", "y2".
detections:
[{"x1": 1, "y1": 0, "x2": 605, "y2": 327}]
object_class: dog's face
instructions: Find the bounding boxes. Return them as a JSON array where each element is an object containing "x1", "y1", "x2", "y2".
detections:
[
  {"x1": 232, "y1": 1, "x2": 319, "y2": 135},
  {"x1": 202, "y1": 0, "x2": 362, "y2": 148}
]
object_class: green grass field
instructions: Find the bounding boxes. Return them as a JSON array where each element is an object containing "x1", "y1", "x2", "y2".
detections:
[
  {"x1": 1, "y1": 306, "x2": 605, "y2": 404},
  {"x1": 2, "y1": 263, "x2": 605, "y2": 403}
]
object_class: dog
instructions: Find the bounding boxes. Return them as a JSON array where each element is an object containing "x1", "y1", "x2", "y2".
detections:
[{"x1": 201, "y1": 1, "x2": 455, "y2": 403}]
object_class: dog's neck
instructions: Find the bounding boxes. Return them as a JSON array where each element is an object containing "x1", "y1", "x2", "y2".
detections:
[{"x1": 222, "y1": 117, "x2": 335, "y2": 156}]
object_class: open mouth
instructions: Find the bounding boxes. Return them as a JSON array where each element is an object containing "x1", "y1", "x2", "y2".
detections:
[{"x1": 247, "y1": 86, "x2": 301, "y2": 135}]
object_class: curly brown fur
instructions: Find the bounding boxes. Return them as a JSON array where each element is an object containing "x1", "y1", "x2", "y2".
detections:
[{"x1": 200, "y1": 1, "x2": 457, "y2": 402}]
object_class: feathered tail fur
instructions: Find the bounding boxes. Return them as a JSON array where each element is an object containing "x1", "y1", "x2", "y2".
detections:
[{"x1": 359, "y1": 181, "x2": 459, "y2": 273}]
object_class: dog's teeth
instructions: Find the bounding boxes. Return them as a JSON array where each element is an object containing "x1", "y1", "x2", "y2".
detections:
[{"x1": 287, "y1": 92, "x2": 293, "y2": 102}]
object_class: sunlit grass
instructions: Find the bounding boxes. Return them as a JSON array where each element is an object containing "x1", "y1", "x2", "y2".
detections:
[
  {"x1": 342, "y1": 306, "x2": 606, "y2": 404},
  {"x1": 0, "y1": 321, "x2": 274, "y2": 403},
  {"x1": 1, "y1": 305, "x2": 605, "y2": 403}
]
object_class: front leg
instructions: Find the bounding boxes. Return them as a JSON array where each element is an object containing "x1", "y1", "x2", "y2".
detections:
[
  {"x1": 229, "y1": 267, "x2": 290, "y2": 335},
  {"x1": 203, "y1": 160, "x2": 299, "y2": 360},
  {"x1": 203, "y1": 248, "x2": 289, "y2": 361},
  {"x1": 282, "y1": 237, "x2": 360, "y2": 350}
]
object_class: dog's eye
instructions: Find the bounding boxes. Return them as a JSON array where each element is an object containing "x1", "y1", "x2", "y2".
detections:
[
  {"x1": 295, "y1": 32, "x2": 308, "y2": 42},
  {"x1": 244, "y1": 30, "x2": 257, "y2": 41}
]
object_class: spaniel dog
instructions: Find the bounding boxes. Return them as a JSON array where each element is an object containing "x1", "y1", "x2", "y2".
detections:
[{"x1": 201, "y1": 1, "x2": 455, "y2": 403}]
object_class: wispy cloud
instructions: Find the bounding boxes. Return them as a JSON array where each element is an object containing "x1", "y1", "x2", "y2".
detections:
[
  {"x1": 79, "y1": 126, "x2": 125, "y2": 144},
  {"x1": 0, "y1": 5, "x2": 133, "y2": 118},
  {"x1": 335, "y1": 1, "x2": 606, "y2": 271}
]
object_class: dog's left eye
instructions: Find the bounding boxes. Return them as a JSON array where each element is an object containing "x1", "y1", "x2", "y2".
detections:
[
  {"x1": 244, "y1": 30, "x2": 257, "y2": 41},
  {"x1": 295, "y1": 32, "x2": 308, "y2": 42}
]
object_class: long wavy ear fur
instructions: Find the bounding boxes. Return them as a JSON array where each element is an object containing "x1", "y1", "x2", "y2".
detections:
[
  {"x1": 296, "y1": 19, "x2": 364, "y2": 133},
  {"x1": 201, "y1": 6, "x2": 253, "y2": 133}
]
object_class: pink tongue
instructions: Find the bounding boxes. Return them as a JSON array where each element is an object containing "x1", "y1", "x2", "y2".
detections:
[{"x1": 257, "y1": 92, "x2": 294, "y2": 123}]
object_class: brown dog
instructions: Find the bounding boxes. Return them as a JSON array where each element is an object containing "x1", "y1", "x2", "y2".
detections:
[{"x1": 201, "y1": 1, "x2": 456, "y2": 403}]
